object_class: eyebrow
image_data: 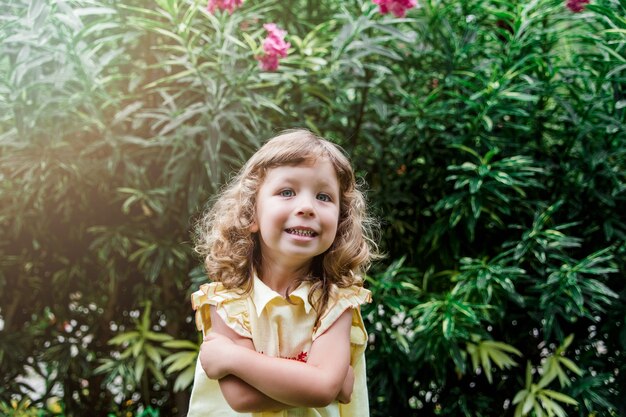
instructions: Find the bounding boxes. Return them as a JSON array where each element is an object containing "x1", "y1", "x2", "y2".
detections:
[
  {"x1": 271, "y1": 176, "x2": 338, "y2": 187},
  {"x1": 271, "y1": 178, "x2": 339, "y2": 195},
  {"x1": 315, "y1": 179, "x2": 339, "y2": 189}
]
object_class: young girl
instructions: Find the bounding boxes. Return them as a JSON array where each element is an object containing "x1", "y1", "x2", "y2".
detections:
[{"x1": 187, "y1": 129, "x2": 378, "y2": 417}]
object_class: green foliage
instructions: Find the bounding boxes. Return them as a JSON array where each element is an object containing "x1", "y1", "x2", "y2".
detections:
[
  {"x1": 435, "y1": 146, "x2": 544, "y2": 241},
  {"x1": 1, "y1": 0, "x2": 625, "y2": 416},
  {"x1": 162, "y1": 339, "x2": 200, "y2": 392},
  {"x1": 510, "y1": 336, "x2": 583, "y2": 417},
  {"x1": 467, "y1": 337, "x2": 522, "y2": 384},
  {"x1": 0, "y1": 398, "x2": 45, "y2": 417},
  {"x1": 94, "y1": 302, "x2": 173, "y2": 400},
  {"x1": 512, "y1": 363, "x2": 577, "y2": 417},
  {"x1": 107, "y1": 405, "x2": 161, "y2": 417}
]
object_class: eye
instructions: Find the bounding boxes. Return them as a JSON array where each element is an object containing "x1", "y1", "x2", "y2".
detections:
[
  {"x1": 316, "y1": 193, "x2": 332, "y2": 202},
  {"x1": 279, "y1": 189, "x2": 294, "y2": 197}
]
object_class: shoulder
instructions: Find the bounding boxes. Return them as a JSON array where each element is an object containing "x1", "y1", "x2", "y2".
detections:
[
  {"x1": 191, "y1": 282, "x2": 247, "y2": 309},
  {"x1": 191, "y1": 282, "x2": 252, "y2": 338},
  {"x1": 329, "y1": 284, "x2": 372, "y2": 307},
  {"x1": 312, "y1": 284, "x2": 371, "y2": 341}
]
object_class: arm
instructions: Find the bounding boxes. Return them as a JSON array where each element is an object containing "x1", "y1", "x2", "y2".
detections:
[
  {"x1": 337, "y1": 363, "x2": 355, "y2": 404},
  {"x1": 202, "y1": 308, "x2": 353, "y2": 407},
  {"x1": 199, "y1": 306, "x2": 291, "y2": 413}
]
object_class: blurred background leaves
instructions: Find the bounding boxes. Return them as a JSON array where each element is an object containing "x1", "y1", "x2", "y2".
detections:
[{"x1": 1, "y1": 0, "x2": 624, "y2": 416}]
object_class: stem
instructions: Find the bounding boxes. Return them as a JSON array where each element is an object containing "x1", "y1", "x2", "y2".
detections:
[{"x1": 352, "y1": 69, "x2": 372, "y2": 147}]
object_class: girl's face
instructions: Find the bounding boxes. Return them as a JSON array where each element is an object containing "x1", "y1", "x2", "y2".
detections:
[{"x1": 251, "y1": 158, "x2": 341, "y2": 271}]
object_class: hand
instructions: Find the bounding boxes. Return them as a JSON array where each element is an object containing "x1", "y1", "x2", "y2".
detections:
[
  {"x1": 336, "y1": 365, "x2": 354, "y2": 404},
  {"x1": 199, "y1": 331, "x2": 236, "y2": 380}
]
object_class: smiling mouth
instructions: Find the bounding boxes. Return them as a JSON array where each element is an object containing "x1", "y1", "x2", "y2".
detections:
[{"x1": 286, "y1": 228, "x2": 318, "y2": 237}]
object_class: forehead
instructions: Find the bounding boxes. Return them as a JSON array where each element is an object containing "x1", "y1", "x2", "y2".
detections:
[{"x1": 261, "y1": 158, "x2": 340, "y2": 188}]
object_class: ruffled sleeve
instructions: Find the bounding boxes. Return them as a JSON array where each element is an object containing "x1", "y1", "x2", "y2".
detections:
[
  {"x1": 312, "y1": 285, "x2": 371, "y2": 351},
  {"x1": 190, "y1": 282, "x2": 252, "y2": 338}
]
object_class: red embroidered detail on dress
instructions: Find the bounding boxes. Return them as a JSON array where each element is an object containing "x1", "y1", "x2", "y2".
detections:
[
  {"x1": 259, "y1": 351, "x2": 309, "y2": 362},
  {"x1": 286, "y1": 351, "x2": 308, "y2": 362}
]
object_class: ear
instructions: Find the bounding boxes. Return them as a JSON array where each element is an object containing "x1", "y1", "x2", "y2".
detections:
[{"x1": 249, "y1": 220, "x2": 259, "y2": 233}]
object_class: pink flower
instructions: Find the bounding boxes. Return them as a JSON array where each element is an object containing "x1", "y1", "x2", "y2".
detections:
[
  {"x1": 262, "y1": 23, "x2": 290, "y2": 58},
  {"x1": 566, "y1": 0, "x2": 590, "y2": 12},
  {"x1": 255, "y1": 23, "x2": 290, "y2": 71},
  {"x1": 206, "y1": 0, "x2": 243, "y2": 14},
  {"x1": 257, "y1": 54, "x2": 280, "y2": 71},
  {"x1": 372, "y1": 0, "x2": 417, "y2": 17}
]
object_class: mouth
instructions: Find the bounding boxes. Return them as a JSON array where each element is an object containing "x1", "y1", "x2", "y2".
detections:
[{"x1": 285, "y1": 228, "x2": 318, "y2": 237}]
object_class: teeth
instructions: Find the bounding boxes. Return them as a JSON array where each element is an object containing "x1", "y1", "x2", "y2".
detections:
[{"x1": 287, "y1": 228, "x2": 316, "y2": 237}]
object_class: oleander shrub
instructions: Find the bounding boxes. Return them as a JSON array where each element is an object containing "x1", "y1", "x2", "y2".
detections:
[{"x1": 1, "y1": 0, "x2": 624, "y2": 416}]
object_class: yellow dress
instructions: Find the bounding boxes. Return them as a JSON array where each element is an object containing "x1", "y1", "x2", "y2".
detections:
[{"x1": 187, "y1": 275, "x2": 371, "y2": 417}]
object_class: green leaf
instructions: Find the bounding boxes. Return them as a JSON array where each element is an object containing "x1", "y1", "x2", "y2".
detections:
[
  {"x1": 173, "y1": 366, "x2": 196, "y2": 392},
  {"x1": 164, "y1": 352, "x2": 197, "y2": 373},
  {"x1": 149, "y1": 362, "x2": 168, "y2": 386},
  {"x1": 522, "y1": 391, "x2": 535, "y2": 414},
  {"x1": 134, "y1": 355, "x2": 146, "y2": 383},
  {"x1": 512, "y1": 389, "x2": 527, "y2": 405},
  {"x1": 501, "y1": 91, "x2": 538, "y2": 102},
  {"x1": 144, "y1": 343, "x2": 162, "y2": 366},
  {"x1": 144, "y1": 331, "x2": 174, "y2": 342},
  {"x1": 542, "y1": 389, "x2": 578, "y2": 405},
  {"x1": 241, "y1": 32, "x2": 258, "y2": 51},
  {"x1": 108, "y1": 332, "x2": 139, "y2": 346},
  {"x1": 163, "y1": 340, "x2": 199, "y2": 350},
  {"x1": 480, "y1": 344, "x2": 493, "y2": 383},
  {"x1": 559, "y1": 357, "x2": 583, "y2": 376},
  {"x1": 132, "y1": 340, "x2": 144, "y2": 358},
  {"x1": 442, "y1": 316, "x2": 453, "y2": 339},
  {"x1": 112, "y1": 102, "x2": 143, "y2": 126}
]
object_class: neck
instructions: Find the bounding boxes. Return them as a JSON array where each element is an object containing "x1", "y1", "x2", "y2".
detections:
[{"x1": 257, "y1": 262, "x2": 310, "y2": 295}]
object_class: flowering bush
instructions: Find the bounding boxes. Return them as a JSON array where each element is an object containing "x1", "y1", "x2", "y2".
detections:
[
  {"x1": 206, "y1": 1, "x2": 290, "y2": 71},
  {"x1": 566, "y1": 0, "x2": 590, "y2": 12},
  {"x1": 372, "y1": 0, "x2": 417, "y2": 17},
  {"x1": 206, "y1": 0, "x2": 243, "y2": 14},
  {"x1": 256, "y1": 23, "x2": 291, "y2": 71},
  {"x1": 2, "y1": 0, "x2": 625, "y2": 416}
]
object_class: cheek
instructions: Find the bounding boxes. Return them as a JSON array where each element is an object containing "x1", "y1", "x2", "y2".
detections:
[
  {"x1": 327, "y1": 213, "x2": 340, "y2": 237},
  {"x1": 331, "y1": 211, "x2": 342, "y2": 235},
  {"x1": 332, "y1": 208, "x2": 341, "y2": 226}
]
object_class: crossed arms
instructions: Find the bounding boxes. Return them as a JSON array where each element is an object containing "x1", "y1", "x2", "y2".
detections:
[{"x1": 199, "y1": 306, "x2": 355, "y2": 412}]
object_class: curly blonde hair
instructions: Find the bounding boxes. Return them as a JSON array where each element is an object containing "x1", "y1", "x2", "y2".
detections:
[{"x1": 194, "y1": 129, "x2": 378, "y2": 315}]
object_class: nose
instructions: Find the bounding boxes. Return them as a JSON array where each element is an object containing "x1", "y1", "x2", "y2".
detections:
[
  {"x1": 296, "y1": 195, "x2": 315, "y2": 217},
  {"x1": 297, "y1": 207, "x2": 315, "y2": 217}
]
